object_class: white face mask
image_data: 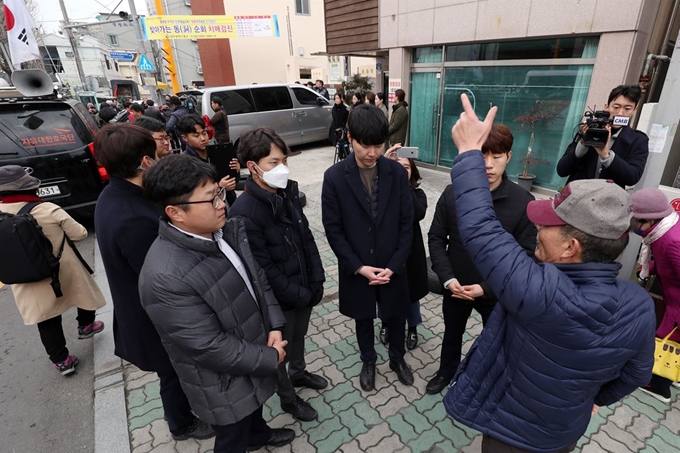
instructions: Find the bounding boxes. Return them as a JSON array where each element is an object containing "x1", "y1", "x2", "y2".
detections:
[{"x1": 257, "y1": 163, "x2": 289, "y2": 189}]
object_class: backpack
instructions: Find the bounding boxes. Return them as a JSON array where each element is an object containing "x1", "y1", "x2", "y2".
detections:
[{"x1": 0, "y1": 202, "x2": 66, "y2": 297}]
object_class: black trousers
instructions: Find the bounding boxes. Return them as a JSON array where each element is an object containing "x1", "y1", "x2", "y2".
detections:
[
  {"x1": 36, "y1": 308, "x2": 95, "y2": 363},
  {"x1": 356, "y1": 313, "x2": 406, "y2": 364},
  {"x1": 482, "y1": 434, "x2": 576, "y2": 453},
  {"x1": 276, "y1": 305, "x2": 313, "y2": 404},
  {"x1": 212, "y1": 406, "x2": 272, "y2": 453},
  {"x1": 156, "y1": 367, "x2": 195, "y2": 434},
  {"x1": 438, "y1": 298, "x2": 495, "y2": 379}
]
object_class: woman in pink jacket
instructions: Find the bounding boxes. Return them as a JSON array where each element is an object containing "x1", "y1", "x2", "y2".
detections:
[{"x1": 631, "y1": 188, "x2": 680, "y2": 403}]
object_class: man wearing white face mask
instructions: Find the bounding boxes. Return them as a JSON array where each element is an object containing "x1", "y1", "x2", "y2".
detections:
[{"x1": 229, "y1": 127, "x2": 327, "y2": 422}]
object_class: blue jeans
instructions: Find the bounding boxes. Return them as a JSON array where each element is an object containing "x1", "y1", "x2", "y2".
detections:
[{"x1": 378, "y1": 301, "x2": 422, "y2": 328}]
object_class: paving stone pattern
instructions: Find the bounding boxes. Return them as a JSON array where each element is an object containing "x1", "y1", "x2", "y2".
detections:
[{"x1": 123, "y1": 226, "x2": 680, "y2": 453}]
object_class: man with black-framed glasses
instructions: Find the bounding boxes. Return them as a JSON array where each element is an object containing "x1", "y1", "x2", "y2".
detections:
[
  {"x1": 135, "y1": 116, "x2": 172, "y2": 159},
  {"x1": 557, "y1": 84, "x2": 649, "y2": 188},
  {"x1": 95, "y1": 124, "x2": 215, "y2": 442},
  {"x1": 139, "y1": 154, "x2": 294, "y2": 453}
]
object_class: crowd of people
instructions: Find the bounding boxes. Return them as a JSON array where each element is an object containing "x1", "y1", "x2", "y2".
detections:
[{"x1": 1, "y1": 77, "x2": 678, "y2": 453}]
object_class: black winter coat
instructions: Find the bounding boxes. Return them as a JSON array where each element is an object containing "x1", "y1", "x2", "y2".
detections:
[
  {"x1": 139, "y1": 219, "x2": 286, "y2": 426},
  {"x1": 556, "y1": 125, "x2": 649, "y2": 188},
  {"x1": 428, "y1": 174, "x2": 536, "y2": 305},
  {"x1": 229, "y1": 179, "x2": 325, "y2": 311},
  {"x1": 94, "y1": 177, "x2": 173, "y2": 373},
  {"x1": 329, "y1": 103, "x2": 349, "y2": 146},
  {"x1": 144, "y1": 107, "x2": 166, "y2": 123},
  {"x1": 322, "y1": 153, "x2": 414, "y2": 320},
  {"x1": 407, "y1": 186, "x2": 429, "y2": 302}
]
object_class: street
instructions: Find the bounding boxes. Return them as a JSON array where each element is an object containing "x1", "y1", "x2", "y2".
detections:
[{"x1": 0, "y1": 229, "x2": 97, "y2": 453}]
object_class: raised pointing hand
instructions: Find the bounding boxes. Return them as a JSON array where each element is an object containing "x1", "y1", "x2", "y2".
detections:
[{"x1": 451, "y1": 94, "x2": 497, "y2": 154}]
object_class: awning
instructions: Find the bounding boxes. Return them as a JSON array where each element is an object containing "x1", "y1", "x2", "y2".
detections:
[{"x1": 156, "y1": 82, "x2": 171, "y2": 90}]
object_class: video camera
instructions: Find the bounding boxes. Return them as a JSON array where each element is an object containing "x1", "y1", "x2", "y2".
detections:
[{"x1": 580, "y1": 110, "x2": 629, "y2": 147}]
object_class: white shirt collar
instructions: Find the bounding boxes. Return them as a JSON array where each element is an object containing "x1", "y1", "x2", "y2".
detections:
[{"x1": 168, "y1": 222, "x2": 221, "y2": 242}]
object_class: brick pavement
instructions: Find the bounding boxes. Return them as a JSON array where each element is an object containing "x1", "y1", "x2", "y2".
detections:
[{"x1": 121, "y1": 226, "x2": 680, "y2": 453}]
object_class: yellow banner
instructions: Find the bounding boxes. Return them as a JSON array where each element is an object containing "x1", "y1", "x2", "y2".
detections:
[{"x1": 141, "y1": 15, "x2": 280, "y2": 40}]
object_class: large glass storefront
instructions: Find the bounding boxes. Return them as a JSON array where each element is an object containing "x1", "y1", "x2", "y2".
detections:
[{"x1": 409, "y1": 37, "x2": 598, "y2": 189}]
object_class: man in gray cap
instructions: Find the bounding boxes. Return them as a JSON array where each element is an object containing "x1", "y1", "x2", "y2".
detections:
[{"x1": 440, "y1": 95, "x2": 657, "y2": 453}]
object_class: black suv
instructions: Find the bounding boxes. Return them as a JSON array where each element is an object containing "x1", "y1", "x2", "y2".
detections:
[{"x1": 0, "y1": 99, "x2": 107, "y2": 218}]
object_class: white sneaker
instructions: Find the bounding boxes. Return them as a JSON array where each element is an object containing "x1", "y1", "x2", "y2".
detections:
[
  {"x1": 672, "y1": 381, "x2": 680, "y2": 389},
  {"x1": 639, "y1": 386, "x2": 672, "y2": 404}
]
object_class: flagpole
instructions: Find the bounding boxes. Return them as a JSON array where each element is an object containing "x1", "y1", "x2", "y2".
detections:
[{"x1": 58, "y1": 0, "x2": 86, "y2": 89}]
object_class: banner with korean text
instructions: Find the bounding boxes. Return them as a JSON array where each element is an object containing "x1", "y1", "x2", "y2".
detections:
[{"x1": 140, "y1": 15, "x2": 280, "y2": 40}]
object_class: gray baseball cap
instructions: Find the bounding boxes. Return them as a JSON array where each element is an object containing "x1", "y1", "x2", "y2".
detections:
[{"x1": 526, "y1": 179, "x2": 632, "y2": 240}]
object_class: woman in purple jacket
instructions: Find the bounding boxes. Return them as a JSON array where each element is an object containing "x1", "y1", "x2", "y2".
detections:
[{"x1": 632, "y1": 188, "x2": 680, "y2": 403}]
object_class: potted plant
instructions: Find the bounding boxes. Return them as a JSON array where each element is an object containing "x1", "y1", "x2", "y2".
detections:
[{"x1": 514, "y1": 101, "x2": 559, "y2": 191}]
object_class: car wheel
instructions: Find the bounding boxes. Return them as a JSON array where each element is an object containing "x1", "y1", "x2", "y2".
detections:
[{"x1": 427, "y1": 256, "x2": 444, "y2": 295}]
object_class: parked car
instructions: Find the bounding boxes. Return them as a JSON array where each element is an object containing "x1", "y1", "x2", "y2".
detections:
[
  {"x1": 196, "y1": 84, "x2": 333, "y2": 150},
  {"x1": 0, "y1": 97, "x2": 107, "y2": 218}
]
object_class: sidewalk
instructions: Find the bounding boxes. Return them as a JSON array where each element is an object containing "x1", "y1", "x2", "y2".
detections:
[{"x1": 93, "y1": 146, "x2": 680, "y2": 453}]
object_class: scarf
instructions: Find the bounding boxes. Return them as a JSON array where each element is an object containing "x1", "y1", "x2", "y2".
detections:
[
  {"x1": 638, "y1": 211, "x2": 679, "y2": 278},
  {"x1": 0, "y1": 194, "x2": 43, "y2": 204}
]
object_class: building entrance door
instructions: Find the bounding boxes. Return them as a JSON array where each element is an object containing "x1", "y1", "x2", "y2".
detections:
[{"x1": 408, "y1": 71, "x2": 443, "y2": 165}]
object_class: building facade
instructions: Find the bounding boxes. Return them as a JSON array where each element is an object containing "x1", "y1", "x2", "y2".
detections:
[{"x1": 325, "y1": 0, "x2": 672, "y2": 190}]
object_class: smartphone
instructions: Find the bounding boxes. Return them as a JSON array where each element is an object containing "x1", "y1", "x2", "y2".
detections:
[{"x1": 396, "y1": 147, "x2": 419, "y2": 159}]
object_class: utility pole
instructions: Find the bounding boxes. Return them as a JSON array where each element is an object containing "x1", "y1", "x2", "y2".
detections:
[
  {"x1": 58, "y1": 0, "x2": 86, "y2": 88},
  {"x1": 128, "y1": 0, "x2": 153, "y2": 96}
]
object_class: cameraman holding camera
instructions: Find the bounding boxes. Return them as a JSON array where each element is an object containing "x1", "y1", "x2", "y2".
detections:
[{"x1": 557, "y1": 85, "x2": 649, "y2": 188}]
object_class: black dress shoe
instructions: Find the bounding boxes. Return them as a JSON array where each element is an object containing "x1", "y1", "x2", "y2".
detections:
[
  {"x1": 389, "y1": 359, "x2": 414, "y2": 386},
  {"x1": 406, "y1": 329, "x2": 418, "y2": 350},
  {"x1": 171, "y1": 417, "x2": 216, "y2": 441},
  {"x1": 360, "y1": 362, "x2": 376, "y2": 391},
  {"x1": 379, "y1": 325, "x2": 389, "y2": 345},
  {"x1": 290, "y1": 371, "x2": 328, "y2": 390},
  {"x1": 281, "y1": 396, "x2": 318, "y2": 421},
  {"x1": 426, "y1": 374, "x2": 451, "y2": 394},
  {"x1": 248, "y1": 428, "x2": 295, "y2": 451}
]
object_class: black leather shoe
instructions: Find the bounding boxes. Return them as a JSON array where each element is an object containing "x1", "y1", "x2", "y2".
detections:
[
  {"x1": 290, "y1": 371, "x2": 328, "y2": 390},
  {"x1": 389, "y1": 359, "x2": 414, "y2": 386},
  {"x1": 171, "y1": 417, "x2": 216, "y2": 441},
  {"x1": 360, "y1": 362, "x2": 376, "y2": 391},
  {"x1": 426, "y1": 374, "x2": 451, "y2": 394},
  {"x1": 248, "y1": 428, "x2": 295, "y2": 451},
  {"x1": 281, "y1": 396, "x2": 318, "y2": 421},
  {"x1": 406, "y1": 329, "x2": 418, "y2": 350},
  {"x1": 379, "y1": 325, "x2": 388, "y2": 345}
]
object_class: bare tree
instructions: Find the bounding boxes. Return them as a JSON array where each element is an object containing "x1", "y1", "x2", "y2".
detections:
[{"x1": 0, "y1": 0, "x2": 46, "y2": 75}]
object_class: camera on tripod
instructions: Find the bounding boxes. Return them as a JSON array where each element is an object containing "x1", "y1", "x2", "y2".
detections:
[{"x1": 580, "y1": 110, "x2": 629, "y2": 147}]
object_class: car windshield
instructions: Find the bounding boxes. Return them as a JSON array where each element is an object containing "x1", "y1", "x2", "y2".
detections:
[{"x1": 0, "y1": 103, "x2": 90, "y2": 160}]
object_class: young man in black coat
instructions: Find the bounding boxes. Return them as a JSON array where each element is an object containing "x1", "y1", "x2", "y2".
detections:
[
  {"x1": 322, "y1": 104, "x2": 415, "y2": 392},
  {"x1": 556, "y1": 84, "x2": 649, "y2": 188},
  {"x1": 426, "y1": 124, "x2": 537, "y2": 394},
  {"x1": 93, "y1": 123, "x2": 214, "y2": 440},
  {"x1": 229, "y1": 127, "x2": 327, "y2": 422}
]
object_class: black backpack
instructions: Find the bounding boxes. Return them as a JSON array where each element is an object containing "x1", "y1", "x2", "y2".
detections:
[{"x1": 0, "y1": 202, "x2": 66, "y2": 297}]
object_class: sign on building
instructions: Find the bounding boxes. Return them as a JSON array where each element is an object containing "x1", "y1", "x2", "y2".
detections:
[
  {"x1": 110, "y1": 51, "x2": 135, "y2": 61},
  {"x1": 388, "y1": 79, "x2": 401, "y2": 105},
  {"x1": 140, "y1": 15, "x2": 281, "y2": 40}
]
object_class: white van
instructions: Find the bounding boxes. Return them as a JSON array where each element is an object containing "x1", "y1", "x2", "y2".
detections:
[{"x1": 195, "y1": 84, "x2": 333, "y2": 148}]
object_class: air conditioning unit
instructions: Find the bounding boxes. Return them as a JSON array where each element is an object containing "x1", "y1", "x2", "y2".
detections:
[{"x1": 197, "y1": 67, "x2": 203, "y2": 75}]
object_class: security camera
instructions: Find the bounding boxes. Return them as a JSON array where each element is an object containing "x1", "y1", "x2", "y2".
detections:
[{"x1": 118, "y1": 11, "x2": 130, "y2": 20}]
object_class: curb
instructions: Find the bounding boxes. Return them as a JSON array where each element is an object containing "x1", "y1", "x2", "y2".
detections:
[{"x1": 92, "y1": 235, "x2": 131, "y2": 453}]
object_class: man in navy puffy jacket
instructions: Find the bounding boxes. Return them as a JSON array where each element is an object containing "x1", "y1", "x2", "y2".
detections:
[{"x1": 442, "y1": 95, "x2": 656, "y2": 453}]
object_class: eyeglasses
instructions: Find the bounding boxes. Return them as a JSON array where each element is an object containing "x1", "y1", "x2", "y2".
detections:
[
  {"x1": 154, "y1": 135, "x2": 172, "y2": 143},
  {"x1": 178, "y1": 187, "x2": 226, "y2": 209}
]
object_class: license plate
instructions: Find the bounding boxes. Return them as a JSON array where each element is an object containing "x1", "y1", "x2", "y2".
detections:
[{"x1": 38, "y1": 185, "x2": 61, "y2": 197}]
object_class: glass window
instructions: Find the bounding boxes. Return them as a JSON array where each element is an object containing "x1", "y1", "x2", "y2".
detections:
[
  {"x1": 213, "y1": 89, "x2": 256, "y2": 115},
  {"x1": 435, "y1": 64, "x2": 593, "y2": 188},
  {"x1": 295, "y1": 0, "x2": 310, "y2": 15},
  {"x1": 108, "y1": 34, "x2": 119, "y2": 46},
  {"x1": 292, "y1": 87, "x2": 324, "y2": 105},
  {"x1": 412, "y1": 46, "x2": 443, "y2": 64},
  {"x1": 252, "y1": 87, "x2": 293, "y2": 112},
  {"x1": 0, "y1": 103, "x2": 92, "y2": 158},
  {"x1": 446, "y1": 37, "x2": 598, "y2": 62}
]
